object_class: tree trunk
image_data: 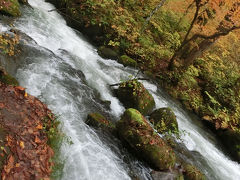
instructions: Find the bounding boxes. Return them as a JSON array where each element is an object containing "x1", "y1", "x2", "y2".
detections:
[{"x1": 183, "y1": 39, "x2": 216, "y2": 67}]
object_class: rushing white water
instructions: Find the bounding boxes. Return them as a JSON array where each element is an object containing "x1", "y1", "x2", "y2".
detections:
[{"x1": 1, "y1": 0, "x2": 239, "y2": 179}]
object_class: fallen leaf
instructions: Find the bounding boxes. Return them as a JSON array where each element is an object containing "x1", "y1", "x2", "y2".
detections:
[
  {"x1": 4, "y1": 155, "x2": 14, "y2": 173},
  {"x1": 15, "y1": 86, "x2": 25, "y2": 91},
  {"x1": 35, "y1": 136, "x2": 41, "y2": 144},
  {"x1": 19, "y1": 141, "x2": 24, "y2": 149},
  {"x1": 36, "y1": 124, "x2": 43, "y2": 130}
]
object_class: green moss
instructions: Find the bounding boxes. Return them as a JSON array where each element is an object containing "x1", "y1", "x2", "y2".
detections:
[
  {"x1": 150, "y1": 107, "x2": 178, "y2": 134},
  {"x1": 0, "y1": 71, "x2": 19, "y2": 86},
  {"x1": 183, "y1": 164, "x2": 206, "y2": 180},
  {"x1": 86, "y1": 113, "x2": 115, "y2": 129},
  {"x1": 116, "y1": 80, "x2": 155, "y2": 115},
  {"x1": 117, "y1": 108, "x2": 176, "y2": 170},
  {"x1": 119, "y1": 55, "x2": 137, "y2": 67},
  {"x1": 123, "y1": 108, "x2": 145, "y2": 125},
  {"x1": 0, "y1": 0, "x2": 21, "y2": 17},
  {"x1": 42, "y1": 114, "x2": 65, "y2": 179}
]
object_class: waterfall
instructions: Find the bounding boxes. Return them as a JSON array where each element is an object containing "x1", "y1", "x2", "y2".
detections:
[{"x1": 0, "y1": 0, "x2": 239, "y2": 179}]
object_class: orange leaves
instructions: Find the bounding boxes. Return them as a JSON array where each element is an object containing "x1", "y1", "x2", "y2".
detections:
[{"x1": 36, "y1": 124, "x2": 43, "y2": 130}]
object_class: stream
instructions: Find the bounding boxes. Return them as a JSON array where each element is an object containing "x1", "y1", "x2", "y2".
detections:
[{"x1": 1, "y1": 0, "x2": 240, "y2": 179}]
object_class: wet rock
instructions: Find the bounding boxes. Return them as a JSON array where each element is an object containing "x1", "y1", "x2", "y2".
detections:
[
  {"x1": 116, "y1": 108, "x2": 176, "y2": 170},
  {"x1": 115, "y1": 79, "x2": 155, "y2": 115},
  {"x1": 151, "y1": 170, "x2": 184, "y2": 180},
  {"x1": 150, "y1": 107, "x2": 178, "y2": 134},
  {"x1": 98, "y1": 46, "x2": 119, "y2": 60},
  {"x1": 119, "y1": 55, "x2": 137, "y2": 67},
  {"x1": 0, "y1": 0, "x2": 21, "y2": 17},
  {"x1": 18, "y1": 0, "x2": 29, "y2": 5},
  {"x1": 218, "y1": 129, "x2": 240, "y2": 162},
  {"x1": 86, "y1": 113, "x2": 114, "y2": 129},
  {"x1": 183, "y1": 164, "x2": 206, "y2": 180}
]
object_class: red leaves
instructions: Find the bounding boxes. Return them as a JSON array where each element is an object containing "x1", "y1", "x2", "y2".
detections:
[{"x1": 0, "y1": 83, "x2": 54, "y2": 179}]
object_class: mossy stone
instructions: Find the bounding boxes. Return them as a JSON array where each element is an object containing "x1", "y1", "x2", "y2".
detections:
[
  {"x1": 98, "y1": 46, "x2": 119, "y2": 60},
  {"x1": 115, "y1": 80, "x2": 155, "y2": 115},
  {"x1": 150, "y1": 107, "x2": 178, "y2": 134},
  {"x1": 183, "y1": 164, "x2": 206, "y2": 180},
  {"x1": 0, "y1": 0, "x2": 21, "y2": 17},
  {"x1": 117, "y1": 108, "x2": 176, "y2": 170},
  {"x1": 119, "y1": 55, "x2": 137, "y2": 67},
  {"x1": 86, "y1": 113, "x2": 114, "y2": 129},
  {"x1": 0, "y1": 69, "x2": 19, "y2": 86}
]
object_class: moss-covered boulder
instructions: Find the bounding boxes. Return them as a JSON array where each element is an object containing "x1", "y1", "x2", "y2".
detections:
[
  {"x1": 116, "y1": 108, "x2": 176, "y2": 170},
  {"x1": 115, "y1": 80, "x2": 155, "y2": 115},
  {"x1": 150, "y1": 107, "x2": 178, "y2": 134},
  {"x1": 98, "y1": 46, "x2": 119, "y2": 60},
  {"x1": 86, "y1": 113, "x2": 114, "y2": 129},
  {"x1": 0, "y1": 0, "x2": 21, "y2": 17},
  {"x1": 119, "y1": 55, "x2": 137, "y2": 67},
  {"x1": 183, "y1": 164, "x2": 206, "y2": 180},
  {"x1": 218, "y1": 130, "x2": 240, "y2": 162},
  {"x1": 0, "y1": 67, "x2": 19, "y2": 85}
]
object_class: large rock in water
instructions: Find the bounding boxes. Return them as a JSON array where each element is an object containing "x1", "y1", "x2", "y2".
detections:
[
  {"x1": 119, "y1": 55, "x2": 137, "y2": 67},
  {"x1": 116, "y1": 108, "x2": 176, "y2": 170},
  {"x1": 150, "y1": 107, "x2": 178, "y2": 134},
  {"x1": 115, "y1": 80, "x2": 155, "y2": 115},
  {"x1": 98, "y1": 46, "x2": 119, "y2": 60},
  {"x1": 0, "y1": 0, "x2": 21, "y2": 17}
]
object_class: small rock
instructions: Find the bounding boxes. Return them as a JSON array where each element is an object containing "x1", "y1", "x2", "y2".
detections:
[
  {"x1": 183, "y1": 164, "x2": 206, "y2": 180},
  {"x1": 115, "y1": 79, "x2": 155, "y2": 115},
  {"x1": 150, "y1": 107, "x2": 178, "y2": 134},
  {"x1": 86, "y1": 113, "x2": 114, "y2": 129}
]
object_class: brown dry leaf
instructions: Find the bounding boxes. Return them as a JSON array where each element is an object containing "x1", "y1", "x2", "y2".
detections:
[
  {"x1": 15, "y1": 86, "x2": 25, "y2": 91},
  {"x1": 0, "y1": 103, "x2": 4, "y2": 108},
  {"x1": 19, "y1": 141, "x2": 25, "y2": 149},
  {"x1": 35, "y1": 136, "x2": 41, "y2": 144},
  {"x1": 36, "y1": 124, "x2": 43, "y2": 130},
  {"x1": 5, "y1": 155, "x2": 14, "y2": 173}
]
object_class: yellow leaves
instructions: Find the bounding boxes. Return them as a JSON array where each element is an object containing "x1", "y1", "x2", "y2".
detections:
[
  {"x1": 24, "y1": 92, "x2": 28, "y2": 97},
  {"x1": 19, "y1": 141, "x2": 24, "y2": 149},
  {"x1": 0, "y1": 32, "x2": 20, "y2": 57}
]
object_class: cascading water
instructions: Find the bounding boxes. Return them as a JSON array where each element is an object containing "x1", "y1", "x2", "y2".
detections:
[{"x1": 1, "y1": 0, "x2": 240, "y2": 179}]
